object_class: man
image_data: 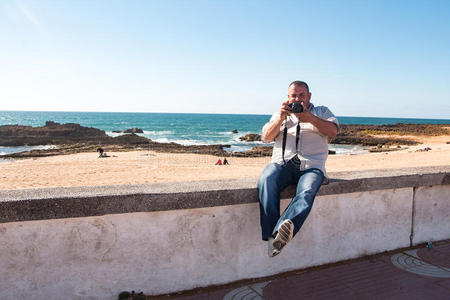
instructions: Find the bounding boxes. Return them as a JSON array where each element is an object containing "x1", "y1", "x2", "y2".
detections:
[{"x1": 258, "y1": 81, "x2": 338, "y2": 257}]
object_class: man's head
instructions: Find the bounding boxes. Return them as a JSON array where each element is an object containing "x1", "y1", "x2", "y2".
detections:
[{"x1": 288, "y1": 81, "x2": 311, "y2": 107}]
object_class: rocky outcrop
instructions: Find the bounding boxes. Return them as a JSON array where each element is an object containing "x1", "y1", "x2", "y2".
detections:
[
  {"x1": 1, "y1": 122, "x2": 448, "y2": 159},
  {"x1": 239, "y1": 133, "x2": 261, "y2": 142},
  {"x1": 231, "y1": 129, "x2": 238, "y2": 133},
  {"x1": 329, "y1": 124, "x2": 424, "y2": 146},
  {"x1": 113, "y1": 133, "x2": 150, "y2": 145},
  {"x1": 0, "y1": 122, "x2": 108, "y2": 146},
  {"x1": 123, "y1": 128, "x2": 144, "y2": 134},
  {"x1": 330, "y1": 123, "x2": 449, "y2": 146},
  {"x1": 0, "y1": 121, "x2": 231, "y2": 158},
  {"x1": 231, "y1": 146, "x2": 272, "y2": 157}
]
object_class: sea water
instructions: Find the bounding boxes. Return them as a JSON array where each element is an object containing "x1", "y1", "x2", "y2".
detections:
[{"x1": 1, "y1": 111, "x2": 449, "y2": 156}]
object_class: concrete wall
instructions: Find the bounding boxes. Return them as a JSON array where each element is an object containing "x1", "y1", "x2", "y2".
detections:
[
  {"x1": 0, "y1": 167, "x2": 449, "y2": 299},
  {"x1": 1, "y1": 186, "x2": 449, "y2": 298},
  {"x1": 412, "y1": 185, "x2": 450, "y2": 245}
]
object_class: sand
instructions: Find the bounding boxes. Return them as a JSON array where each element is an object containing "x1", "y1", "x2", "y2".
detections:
[{"x1": 1, "y1": 136, "x2": 449, "y2": 190}]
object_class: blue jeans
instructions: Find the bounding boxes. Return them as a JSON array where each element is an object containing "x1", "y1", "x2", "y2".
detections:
[{"x1": 257, "y1": 161, "x2": 324, "y2": 241}]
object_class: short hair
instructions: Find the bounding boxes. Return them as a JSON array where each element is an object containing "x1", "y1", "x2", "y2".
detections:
[{"x1": 289, "y1": 81, "x2": 309, "y2": 92}]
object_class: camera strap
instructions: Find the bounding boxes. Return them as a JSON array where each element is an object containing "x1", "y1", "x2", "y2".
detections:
[{"x1": 282, "y1": 122, "x2": 301, "y2": 164}]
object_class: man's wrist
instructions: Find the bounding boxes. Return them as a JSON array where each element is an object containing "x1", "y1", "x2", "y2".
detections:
[
  {"x1": 303, "y1": 111, "x2": 315, "y2": 123},
  {"x1": 276, "y1": 116, "x2": 285, "y2": 123}
]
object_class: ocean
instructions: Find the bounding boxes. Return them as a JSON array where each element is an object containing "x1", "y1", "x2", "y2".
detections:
[{"x1": 1, "y1": 111, "x2": 449, "y2": 156}]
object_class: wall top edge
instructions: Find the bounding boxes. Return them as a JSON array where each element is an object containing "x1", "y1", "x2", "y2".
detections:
[{"x1": 0, "y1": 166, "x2": 449, "y2": 223}]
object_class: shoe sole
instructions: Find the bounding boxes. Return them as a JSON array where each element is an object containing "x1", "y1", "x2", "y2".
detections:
[
  {"x1": 273, "y1": 220, "x2": 294, "y2": 251},
  {"x1": 268, "y1": 237, "x2": 281, "y2": 258},
  {"x1": 269, "y1": 249, "x2": 280, "y2": 257}
]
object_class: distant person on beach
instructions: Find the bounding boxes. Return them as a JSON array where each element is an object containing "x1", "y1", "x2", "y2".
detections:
[
  {"x1": 223, "y1": 158, "x2": 229, "y2": 165},
  {"x1": 215, "y1": 158, "x2": 222, "y2": 165},
  {"x1": 97, "y1": 147, "x2": 110, "y2": 158},
  {"x1": 258, "y1": 80, "x2": 339, "y2": 257}
]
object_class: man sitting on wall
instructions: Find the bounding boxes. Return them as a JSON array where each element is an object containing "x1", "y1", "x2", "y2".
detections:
[{"x1": 258, "y1": 80, "x2": 339, "y2": 257}]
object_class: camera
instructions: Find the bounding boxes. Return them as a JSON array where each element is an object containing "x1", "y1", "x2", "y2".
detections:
[{"x1": 288, "y1": 102, "x2": 303, "y2": 113}]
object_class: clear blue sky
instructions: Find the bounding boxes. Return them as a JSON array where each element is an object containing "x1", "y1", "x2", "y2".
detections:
[{"x1": 1, "y1": 0, "x2": 449, "y2": 118}]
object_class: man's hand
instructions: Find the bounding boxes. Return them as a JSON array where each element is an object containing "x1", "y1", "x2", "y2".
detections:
[
  {"x1": 294, "y1": 102, "x2": 338, "y2": 138},
  {"x1": 278, "y1": 100, "x2": 291, "y2": 122},
  {"x1": 293, "y1": 101, "x2": 312, "y2": 123},
  {"x1": 261, "y1": 100, "x2": 290, "y2": 142}
]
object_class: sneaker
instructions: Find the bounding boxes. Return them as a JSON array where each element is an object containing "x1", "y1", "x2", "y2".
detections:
[
  {"x1": 272, "y1": 219, "x2": 294, "y2": 252},
  {"x1": 268, "y1": 237, "x2": 280, "y2": 257}
]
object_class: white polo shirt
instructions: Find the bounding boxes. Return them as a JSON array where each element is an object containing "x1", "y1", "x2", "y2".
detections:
[{"x1": 262, "y1": 104, "x2": 339, "y2": 178}]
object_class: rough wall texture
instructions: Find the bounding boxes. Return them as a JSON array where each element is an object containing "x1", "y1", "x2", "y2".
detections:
[
  {"x1": 412, "y1": 185, "x2": 450, "y2": 245},
  {"x1": 0, "y1": 188, "x2": 421, "y2": 298}
]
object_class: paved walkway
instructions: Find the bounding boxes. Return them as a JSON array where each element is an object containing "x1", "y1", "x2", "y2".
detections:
[{"x1": 159, "y1": 240, "x2": 450, "y2": 299}]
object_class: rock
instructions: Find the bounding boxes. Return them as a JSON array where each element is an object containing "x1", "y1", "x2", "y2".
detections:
[
  {"x1": 0, "y1": 122, "x2": 235, "y2": 158},
  {"x1": 232, "y1": 146, "x2": 272, "y2": 157},
  {"x1": 0, "y1": 122, "x2": 107, "y2": 146},
  {"x1": 112, "y1": 130, "x2": 122, "y2": 133},
  {"x1": 123, "y1": 128, "x2": 144, "y2": 134},
  {"x1": 231, "y1": 129, "x2": 238, "y2": 133},
  {"x1": 114, "y1": 133, "x2": 150, "y2": 145},
  {"x1": 239, "y1": 133, "x2": 261, "y2": 142},
  {"x1": 329, "y1": 123, "x2": 450, "y2": 146},
  {"x1": 328, "y1": 150, "x2": 336, "y2": 155},
  {"x1": 45, "y1": 121, "x2": 60, "y2": 127}
]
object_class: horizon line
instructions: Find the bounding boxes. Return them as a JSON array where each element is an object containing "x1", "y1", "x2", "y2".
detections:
[{"x1": 0, "y1": 110, "x2": 450, "y2": 121}]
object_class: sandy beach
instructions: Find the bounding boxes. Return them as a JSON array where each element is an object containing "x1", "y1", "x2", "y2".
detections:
[{"x1": 1, "y1": 135, "x2": 449, "y2": 190}]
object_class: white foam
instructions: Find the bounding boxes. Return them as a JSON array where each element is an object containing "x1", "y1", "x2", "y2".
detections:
[
  {"x1": 106, "y1": 131, "x2": 125, "y2": 137},
  {"x1": 153, "y1": 138, "x2": 211, "y2": 146},
  {"x1": 329, "y1": 144, "x2": 369, "y2": 155},
  {"x1": 0, "y1": 145, "x2": 57, "y2": 156},
  {"x1": 144, "y1": 130, "x2": 174, "y2": 135}
]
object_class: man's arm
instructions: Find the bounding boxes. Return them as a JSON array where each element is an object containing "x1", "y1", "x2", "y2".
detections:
[
  {"x1": 262, "y1": 117, "x2": 284, "y2": 142},
  {"x1": 262, "y1": 100, "x2": 291, "y2": 142},
  {"x1": 296, "y1": 103, "x2": 338, "y2": 138},
  {"x1": 305, "y1": 114, "x2": 338, "y2": 138}
]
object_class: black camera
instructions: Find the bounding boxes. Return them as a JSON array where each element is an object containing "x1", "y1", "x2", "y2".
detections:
[{"x1": 288, "y1": 102, "x2": 303, "y2": 113}]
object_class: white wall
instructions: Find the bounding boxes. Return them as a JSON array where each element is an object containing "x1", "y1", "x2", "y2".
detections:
[
  {"x1": 0, "y1": 186, "x2": 448, "y2": 299},
  {"x1": 412, "y1": 185, "x2": 450, "y2": 245}
]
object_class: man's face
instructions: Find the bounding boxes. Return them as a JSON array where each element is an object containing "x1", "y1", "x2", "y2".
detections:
[{"x1": 288, "y1": 84, "x2": 311, "y2": 107}]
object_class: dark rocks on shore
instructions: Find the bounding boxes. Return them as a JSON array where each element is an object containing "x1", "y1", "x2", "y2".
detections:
[
  {"x1": 123, "y1": 128, "x2": 144, "y2": 134},
  {"x1": 1, "y1": 122, "x2": 448, "y2": 159},
  {"x1": 0, "y1": 122, "x2": 107, "y2": 146},
  {"x1": 0, "y1": 121, "x2": 230, "y2": 158},
  {"x1": 113, "y1": 133, "x2": 150, "y2": 144},
  {"x1": 330, "y1": 135, "x2": 418, "y2": 146},
  {"x1": 239, "y1": 133, "x2": 261, "y2": 142},
  {"x1": 231, "y1": 129, "x2": 238, "y2": 134},
  {"x1": 330, "y1": 123, "x2": 449, "y2": 146},
  {"x1": 111, "y1": 128, "x2": 144, "y2": 134},
  {"x1": 45, "y1": 121, "x2": 59, "y2": 127},
  {"x1": 231, "y1": 146, "x2": 272, "y2": 157},
  {"x1": 231, "y1": 146, "x2": 336, "y2": 157}
]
